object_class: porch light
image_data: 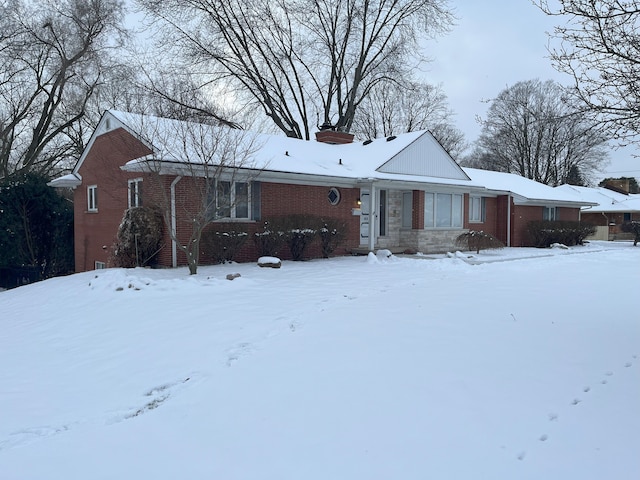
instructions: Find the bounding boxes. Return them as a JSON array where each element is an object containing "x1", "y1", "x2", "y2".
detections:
[{"x1": 356, "y1": 197, "x2": 362, "y2": 206}]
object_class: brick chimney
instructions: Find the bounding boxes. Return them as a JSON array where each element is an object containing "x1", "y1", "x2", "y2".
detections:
[
  {"x1": 604, "y1": 179, "x2": 630, "y2": 194},
  {"x1": 315, "y1": 122, "x2": 354, "y2": 144}
]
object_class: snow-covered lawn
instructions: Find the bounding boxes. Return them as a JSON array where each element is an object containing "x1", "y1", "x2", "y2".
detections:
[{"x1": 1, "y1": 241, "x2": 638, "y2": 479}]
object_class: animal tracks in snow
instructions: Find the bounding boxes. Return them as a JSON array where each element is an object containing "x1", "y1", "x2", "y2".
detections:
[
  {"x1": 0, "y1": 375, "x2": 195, "y2": 452},
  {"x1": 515, "y1": 354, "x2": 637, "y2": 462}
]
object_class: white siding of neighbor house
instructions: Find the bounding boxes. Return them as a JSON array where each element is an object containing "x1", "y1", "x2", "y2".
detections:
[{"x1": 377, "y1": 134, "x2": 469, "y2": 180}]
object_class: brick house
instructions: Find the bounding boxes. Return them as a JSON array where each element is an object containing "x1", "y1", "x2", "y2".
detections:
[
  {"x1": 49, "y1": 110, "x2": 593, "y2": 272},
  {"x1": 555, "y1": 184, "x2": 640, "y2": 240}
]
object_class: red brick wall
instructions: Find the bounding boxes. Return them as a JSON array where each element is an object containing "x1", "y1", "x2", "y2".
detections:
[
  {"x1": 581, "y1": 212, "x2": 608, "y2": 226},
  {"x1": 510, "y1": 205, "x2": 581, "y2": 246},
  {"x1": 557, "y1": 207, "x2": 579, "y2": 221},
  {"x1": 259, "y1": 182, "x2": 361, "y2": 259},
  {"x1": 412, "y1": 190, "x2": 425, "y2": 229},
  {"x1": 74, "y1": 128, "x2": 152, "y2": 272},
  {"x1": 153, "y1": 181, "x2": 363, "y2": 266},
  {"x1": 463, "y1": 195, "x2": 501, "y2": 242}
]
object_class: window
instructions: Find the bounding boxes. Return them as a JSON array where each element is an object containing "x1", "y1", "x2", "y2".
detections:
[
  {"x1": 95, "y1": 261, "x2": 106, "y2": 270},
  {"x1": 87, "y1": 185, "x2": 98, "y2": 212},
  {"x1": 128, "y1": 178, "x2": 143, "y2": 208},
  {"x1": 623, "y1": 212, "x2": 631, "y2": 222},
  {"x1": 402, "y1": 192, "x2": 413, "y2": 228},
  {"x1": 543, "y1": 206, "x2": 557, "y2": 221},
  {"x1": 214, "y1": 180, "x2": 250, "y2": 219},
  {"x1": 328, "y1": 187, "x2": 341, "y2": 205},
  {"x1": 425, "y1": 192, "x2": 463, "y2": 228},
  {"x1": 379, "y1": 189, "x2": 387, "y2": 236},
  {"x1": 469, "y1": 196, "x2": 486, "y2": 223}
]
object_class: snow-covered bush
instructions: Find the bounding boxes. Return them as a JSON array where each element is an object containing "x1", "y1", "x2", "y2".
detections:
[
  {"x1": 112, "y1": 207, "x2": 164, "y2": 268},
  {"x1": 318, "y1": 217, "x2": 348, "y2": 258},
  {"x1": 253, "y1": 220, "x2": 286, "y2": 257},
  {"x1": 621, "y1": 221, "x2": 640, "y2": 246},
  {"x1": 202, "y1": 224, "x2": 249, "y2": 263},
  {"x1": 527, "y1": 221, "x2": 596, "y2": 247},
  {"x1": 454, "y1": 230, "x2": 504, "y2": 254}
]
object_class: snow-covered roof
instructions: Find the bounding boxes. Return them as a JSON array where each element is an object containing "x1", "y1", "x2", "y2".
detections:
[
  {"x1": 47, "y1": 110, "x2": 599, "y2": 208},
  {"x1": 109, "y1": 110, "x2": 477, "y2": 188},
  {"x1": 462, "y1": 168, "x2": 593, "y2": 206},
  {"x1": 555, "y1": 185, "x2": 640, "y2": 212},
  {"x1": 47, "y1": 173, "x2": 81, "y2": 188}
]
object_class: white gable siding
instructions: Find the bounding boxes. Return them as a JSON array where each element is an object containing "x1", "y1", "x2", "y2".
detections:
[{"x1": 376, "y1": 133, "x2": 469, "y2": 180}]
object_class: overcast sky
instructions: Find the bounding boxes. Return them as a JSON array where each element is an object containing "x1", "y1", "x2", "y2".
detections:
[{"x1": 424, "y1": 0, "x2": 640, "y2": 183}]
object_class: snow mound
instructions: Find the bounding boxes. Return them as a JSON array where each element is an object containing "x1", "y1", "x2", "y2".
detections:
[{"x1": 87, "y1": 269, "x2": 154, "y2": 292}]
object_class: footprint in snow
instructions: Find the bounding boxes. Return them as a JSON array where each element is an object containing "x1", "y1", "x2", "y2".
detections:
[
  {"x1": 0, "y1": 425, "x2": 72, "y2": 452},
  {"x1": 123, "y1": 376, "x2": 192, "y2": 420},
  {"x1": 226, "y1": 342, "x2": 254, "y2": 366}
]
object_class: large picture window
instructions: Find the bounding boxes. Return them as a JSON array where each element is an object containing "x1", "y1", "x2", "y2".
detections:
[{"x1": 424, "y1": 192, "x2": 463, "y2": 228}]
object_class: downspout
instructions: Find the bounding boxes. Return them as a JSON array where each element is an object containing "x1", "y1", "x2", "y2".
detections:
[
  {"x1": 171, "y1": 176, "x2": 182, "y2": 268},
  {"x1": 507, "y1": 194, "x2": 512, "y2": 247}
]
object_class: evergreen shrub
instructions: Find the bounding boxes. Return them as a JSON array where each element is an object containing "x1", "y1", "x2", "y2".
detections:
[
  {"x1": 201, "y1": 223, "x2": 249, "y2": 263},
  {"x1": 526, "y1": 221, "x2": 596, "y2": 247}
]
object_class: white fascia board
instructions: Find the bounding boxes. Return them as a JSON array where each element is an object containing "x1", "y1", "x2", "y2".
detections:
[
  {"x1": 47, "y1": 173, "x2": 82, "y2": 188},
  {"x1": 71, "y1": 110, "x2": 134, "y2": 176}
]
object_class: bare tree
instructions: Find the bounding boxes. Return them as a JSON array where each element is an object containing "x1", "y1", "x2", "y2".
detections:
[
  {"x1": 120, "y1": 115, "x2": 261, "y2": 274},
  {"x1": 535, "y1": 0, "x2": 640, "y2": 143},
  {"x1": 137, "y1": 0, "x2": 454, "y2": 139},
  {"x1": 0, "y1": 0, "x2": 127, "y2": 180},
  {"x1": 352, "y1": 80, "x2": 466, "y2": 158},
  {"x1": 467, "y1": 79, "x2": 608, "y2": 186}
]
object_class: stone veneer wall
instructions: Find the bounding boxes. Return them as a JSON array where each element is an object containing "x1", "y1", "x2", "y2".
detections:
[
  {"x1": 399, "y1": 228, "x2": 464, "y2": 254},
  {"x1": 375, "y1": 190, "x2": 403, "y2": 249}
]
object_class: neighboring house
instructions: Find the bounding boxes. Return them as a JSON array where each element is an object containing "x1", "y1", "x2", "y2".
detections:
[
  {"x1": 555, "y1": 185, "x2": 640, "y2": 240},
  {"x1": 49, "y1": 110, "x2": 593, "y2": 272},
  {"x1": 462, "y1": 168, "x2": 596, "y2": 248}
]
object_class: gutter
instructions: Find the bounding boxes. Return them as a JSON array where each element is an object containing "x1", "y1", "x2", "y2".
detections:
[{"x1": 170, "y1": 176, "x2": 182, "y2": 268}]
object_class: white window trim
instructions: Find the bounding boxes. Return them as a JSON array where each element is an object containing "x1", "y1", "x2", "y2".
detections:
[
  {"x1": 87, "y1": 185, "x2": 98, "y2": 212},
  {"x1": 95, "y1": 261, "x2": 106, "y2": 270},
  {"x1": 128, "y1": 178, "x2": 143, "y2": 208},
  {"x1": 424, "y1": 192, "x2": 464, "y2": 229},
  {"x1": 469, "y1": 196, "x2": 486, "y2": 223},
  {"x1": 215, "y1": 180, "x2": 251, "y2": 220},
  {"x1": 543, "y1": 206, "x2": 557, "y2": 221}
]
